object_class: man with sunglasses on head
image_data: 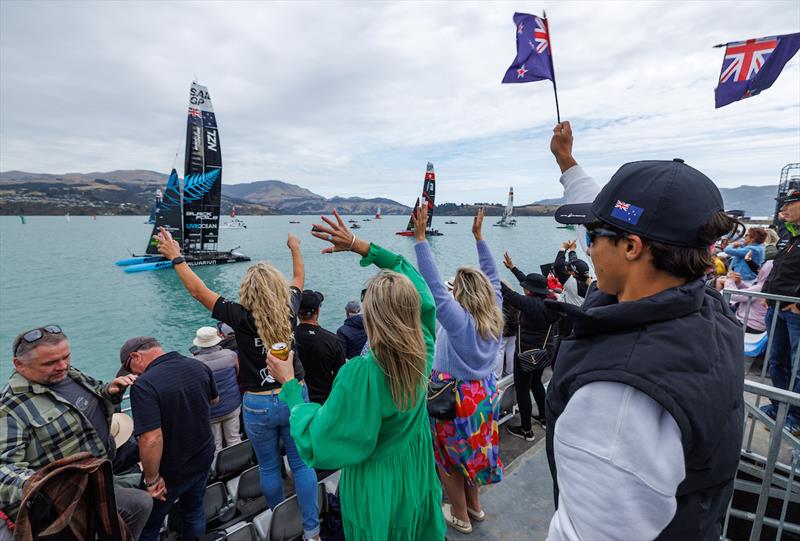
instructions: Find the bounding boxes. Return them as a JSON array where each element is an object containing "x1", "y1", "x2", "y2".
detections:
[
  {"x1": 0, "y1": 325, "x2": 152, "y2": 539},
  {"x1": 544, "y1": 122, "x2": 744, "y2": 540}
]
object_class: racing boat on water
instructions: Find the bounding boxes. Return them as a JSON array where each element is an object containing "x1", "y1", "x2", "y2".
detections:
[
  {"x1": 221, "y1": 206, "x2": 247, "y2": 229},
  {"x1": 115, "y1": 83, "x2": 249, "y2": 273},
  {"x1": 396, "y1": 162, "x2": 442, "y2": 237},
  {"x1": 375, "y1": 206, "x2": 381, "y2": 219},
  {"x1": 494, "y1": 186, "x2": 517, "y2": 227},
  {"x1": 145, "y1": 189, "x2": 162, "y2": 224}
]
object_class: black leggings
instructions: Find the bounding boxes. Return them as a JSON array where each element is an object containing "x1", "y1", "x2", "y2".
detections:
[{"x1": 513, "y1": 355, "x2": 546, "y2": 431}]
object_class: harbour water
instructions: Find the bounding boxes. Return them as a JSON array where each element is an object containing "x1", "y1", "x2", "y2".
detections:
[{"x1": 0, "y1": 215, "x2": 575, "y2": 383}]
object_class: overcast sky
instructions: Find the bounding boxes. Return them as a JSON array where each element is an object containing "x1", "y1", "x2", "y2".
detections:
[{"x1": 1, "y1": 1, "x2": 798, "y2": 204}]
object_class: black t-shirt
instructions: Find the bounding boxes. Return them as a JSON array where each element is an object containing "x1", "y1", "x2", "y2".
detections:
[
  {"x1": 295, "y1": 323, "x2": 346, "y2": 404},
  {"x1": 212, "y1": 287, "x2": 306, "y2": 391},
  {"x1": 130, "y1": 351, "x2": 218, "y2": 480}
]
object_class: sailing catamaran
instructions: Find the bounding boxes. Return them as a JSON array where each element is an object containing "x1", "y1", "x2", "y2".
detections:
[
  {"x1": 145, "y1": 189, "x2": 162, "y2": 224},
  {"x1": 493, "y1": 186, "x2": 517, "y2": 227},
  {"x1": 375, "y1": 206, "x2": 381, "y2": 219},
  {"x1": 115, "y1": 83, "x2": 250, "y2": 273},
  {"x1": 221, "y1": 206, "x2": 247, "y2": 229},
  {"x1": 396, "y1": 162, "x2": 442, "y2": 237}
]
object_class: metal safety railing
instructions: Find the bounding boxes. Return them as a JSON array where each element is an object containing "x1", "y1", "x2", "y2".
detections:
[{"x1": 721, "y1": 288, "x2": 800, "y2": 541}]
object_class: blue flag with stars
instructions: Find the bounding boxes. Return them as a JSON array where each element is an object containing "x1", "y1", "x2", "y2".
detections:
[{"x1": 502, "y1": 12, "x2": 554, "y2": 84}]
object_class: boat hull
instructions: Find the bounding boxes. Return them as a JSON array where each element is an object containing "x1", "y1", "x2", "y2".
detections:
[
  {"x1": 395, "y1": 230, "x2": 442, "y2": 237},
  {"x1": 122, "y1": 251, "x2": 251, "y2": 273}
]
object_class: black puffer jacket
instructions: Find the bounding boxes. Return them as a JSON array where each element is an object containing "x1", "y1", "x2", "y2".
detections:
[{"x1": 336, "y1": 314, "x2": 367, "y2": 359}]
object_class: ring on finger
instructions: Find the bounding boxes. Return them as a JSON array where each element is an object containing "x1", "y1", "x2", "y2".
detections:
[{"x1": 327, "y1": 234, "x2": 333, "y2": 241}]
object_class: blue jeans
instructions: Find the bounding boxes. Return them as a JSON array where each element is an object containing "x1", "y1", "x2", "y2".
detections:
[
  {"x1": 767, "y1": 307, "x2": 800, "y2": 418},
  {"x1": 139, "y1": 468, "x2": 209, "y2": 541},
  {"x1": 243, "y1": 388, "x2": 320, "y2": 539}
]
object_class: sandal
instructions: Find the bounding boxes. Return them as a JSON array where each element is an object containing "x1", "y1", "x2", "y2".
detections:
[
  {"x1": 442, "y1": 503, "x2": 472, "y2": 533},
  {"x1": 467, "y1": 506, "x2": 485, "y2": 522}
]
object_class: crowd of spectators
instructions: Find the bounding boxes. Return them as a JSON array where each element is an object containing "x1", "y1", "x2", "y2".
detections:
[{"x1": 2, "y1": 121, "x2": 798, "y2": 541}]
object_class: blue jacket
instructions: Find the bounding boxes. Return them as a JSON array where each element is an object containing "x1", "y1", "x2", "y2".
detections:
[
  {"x1": 724, "y1": 243, "x2": 765, "y2": 282},
  {"x1": 337, "y1": 315, "x2": 367, "y2": 359}
]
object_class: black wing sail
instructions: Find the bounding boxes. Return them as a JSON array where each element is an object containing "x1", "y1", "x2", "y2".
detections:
[
  {"x1": 423, "y1": 162, "x2": 436, "y2": 228},
  {"x1": 183, "y1": 83, "x2": 222, "y2": 253},
  {"x1": 145, "y1": 169, "x2": 183, "y2": 255}
]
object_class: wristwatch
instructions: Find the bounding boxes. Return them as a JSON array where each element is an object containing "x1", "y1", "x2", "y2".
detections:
[{"x1": 171, "y1": 256, "x2": 186, "y2": 266}]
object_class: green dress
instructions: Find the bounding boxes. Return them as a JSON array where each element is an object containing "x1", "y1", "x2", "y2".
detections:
[{"x1": 279, "y1": 243, "x2": 446, "y2": 541}]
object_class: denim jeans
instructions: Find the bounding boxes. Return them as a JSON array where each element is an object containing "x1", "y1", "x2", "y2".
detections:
[
  {"x1": 139, "y1": 468, "x2": 209, "y2": 541},
  {"x1": 243, "y1": 388, "x2": 320, "y2": 539},
  {"x1": 766, "y1": 307, "x2": 800, "y2": 418}
]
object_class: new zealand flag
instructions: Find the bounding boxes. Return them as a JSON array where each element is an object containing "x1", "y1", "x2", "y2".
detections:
[
  {"x1": 502, "y1": 13, "x2": 554, "y2": 84},
  {"x1": 610, "y1": 200, "x2": 644, "y2": 225},
  {"x1": 715, "y1": 32, "x2": 800, "y2": 108}
]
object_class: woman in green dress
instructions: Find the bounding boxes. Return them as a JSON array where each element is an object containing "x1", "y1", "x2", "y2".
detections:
[{"x1": 267, "y1": 210, "x2": 446, "y2": 541}]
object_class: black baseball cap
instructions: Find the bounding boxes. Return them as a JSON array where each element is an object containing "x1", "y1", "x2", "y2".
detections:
[
  {"x1": 299, "y1": 290, "x2": 324, "y2": 313},
  {"x1": 778, "y1": 189, "x2": 800, "y2": 205},
  {"x1": 518, "y1": 273, "x2": 549, "y2": 295},
  {"x1": 555, "y1": 159, "x2": 724, "y2": 248}
]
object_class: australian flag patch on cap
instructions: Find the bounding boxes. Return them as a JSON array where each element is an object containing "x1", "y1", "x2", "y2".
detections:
[{"x1": 610, "y1": 200, "x2": 644, "y2": 225}]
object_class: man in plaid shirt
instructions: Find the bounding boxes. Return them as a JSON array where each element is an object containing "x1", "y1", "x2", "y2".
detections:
[{"x1": 0, "y1": 326, "x2": 152, "y2": 539}]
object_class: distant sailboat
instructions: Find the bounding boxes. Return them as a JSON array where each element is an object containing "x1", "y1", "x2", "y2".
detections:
[
  {"x1": 493, "y1": 186, "x2": 517, "y2": 227},
  {"x1": 375, "y1": 206, "x2": 381, "y2": 219},
  {"x1": 19, "y1": 214, "x2": 26, "y2": 225},
  {"x1": 115, "y1": 82, "x2": 250, "y2": 273},
  {"x1": 396, "y1": 162, "x2": 442, "y2": 237},
  {"x1": 221, "y1": 206, "x2": 247, "y2": 229},
  {"x1": 65, "y1": 213, "x2": 71, "y2": 223}
]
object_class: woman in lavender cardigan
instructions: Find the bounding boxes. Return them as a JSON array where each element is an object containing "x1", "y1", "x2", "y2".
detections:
[{"x1": 413, "y1": 206, "x2": 504, "y2": 535}]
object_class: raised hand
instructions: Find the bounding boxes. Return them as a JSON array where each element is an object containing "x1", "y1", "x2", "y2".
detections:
[
  {"x1": 472, "y1": 207, "x2": 485, "y2": 241},
  {"x1": 108, "y1": 374, "x2": 138, "y2": 396},
  {"x1": 412, "y1": 204, "x2": 429, "y2": 241},
  {"x1": 156, "y1": 227, "x2": 181, "y2": 260},
  {"x1": 503, "y1": 251, "x2": 514, "y2": 270},
  {"x1": 311, "y1": 210, "x2": 370, "y2": 256},
  {"x1": 550, "y1": 121, "x2": 577, "y2": 173},
  {"x1": 287, "y1": 234, "x2": 300, "y2": 251}
]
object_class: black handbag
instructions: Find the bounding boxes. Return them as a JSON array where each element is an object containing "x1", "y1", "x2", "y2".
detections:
[
  {"x1": 518, "y1": 325, "x2": 552, "y2": 373},
  {"x1": 426, "y1": 378, "x2": 458, "y2": 420}
]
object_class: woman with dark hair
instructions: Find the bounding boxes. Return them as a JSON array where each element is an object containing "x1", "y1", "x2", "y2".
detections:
[
  {"x1": 723, "y1": 226, "x2": 766, "y2": 283},
  {"x1": 501, "y1": 252, "x2": 562, "y2": 441}
]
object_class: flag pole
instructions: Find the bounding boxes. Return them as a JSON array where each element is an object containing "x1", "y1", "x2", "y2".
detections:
[{"x1": 543, "y1": 11, "x2": 561, "y2": 123}]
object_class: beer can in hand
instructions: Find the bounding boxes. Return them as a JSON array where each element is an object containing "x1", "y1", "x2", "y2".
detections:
[{"x1": 270, "y1": 342, "x2": 290, "y2": 361}]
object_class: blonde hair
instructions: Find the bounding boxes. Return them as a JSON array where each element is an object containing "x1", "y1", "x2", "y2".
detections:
[
  {"x1": 239, "y1": 263, "x2": 294, "y2": 349},
  {"x1": 453, "y1": 267, "x2": 504, "y2": 340},
  {"x1": 766, "y1": 228, "x2": 779, "y2": 246},
  {"x1": 362, "y1": 270, "x2": 427, "y2": 411}
]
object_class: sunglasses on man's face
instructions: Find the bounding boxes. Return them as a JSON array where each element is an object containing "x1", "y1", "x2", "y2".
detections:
[
  {"x1": 13, "y1": 325, "x2": 63, "y2": 356},
  {"x1": 585, "y1": 227, "x2": 626, "y2": 247}
]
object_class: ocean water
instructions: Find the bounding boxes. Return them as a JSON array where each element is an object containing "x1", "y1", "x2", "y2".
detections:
[{"x1": 0, "y1": 215, "x2": 575, "y2": 383}]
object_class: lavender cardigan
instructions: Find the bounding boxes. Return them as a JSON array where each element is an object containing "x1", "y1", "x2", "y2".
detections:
[{"x1": 414, "y1": 240, "x2": 502, "y2": 381}]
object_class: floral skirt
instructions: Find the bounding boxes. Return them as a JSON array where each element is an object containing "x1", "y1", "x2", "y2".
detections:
[{"x1": 429, "y1": 370, "x2": 503, "y2": 487}]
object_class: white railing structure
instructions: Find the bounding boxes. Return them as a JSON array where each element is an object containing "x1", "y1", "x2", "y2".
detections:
[{"x1": 721, "y1": 288, "x2": 800, "y2": 540}]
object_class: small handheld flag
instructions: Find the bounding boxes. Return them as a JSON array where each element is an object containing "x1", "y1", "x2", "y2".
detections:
[
  {"x1": 502, "y1": 12, "x2": 561, "y2": 122},
  {"x1": 714, "y1": 32, "x2": 800, "y2": 108}
]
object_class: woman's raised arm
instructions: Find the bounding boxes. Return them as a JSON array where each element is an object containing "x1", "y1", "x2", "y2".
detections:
[{"x1": 156, "y1": 227, "x2": 220, "y2": 311}]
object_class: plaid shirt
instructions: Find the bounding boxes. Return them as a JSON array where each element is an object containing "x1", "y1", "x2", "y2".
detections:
[{"x1": 0, "y1": 367, "x2": 120, "y2": 519}]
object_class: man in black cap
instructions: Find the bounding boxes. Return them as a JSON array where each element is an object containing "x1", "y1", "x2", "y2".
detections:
[
  {"x1": 760, "y1": 188, "x2": 800, "y2": 430},
  {"x1": 500, "y1": 254, "x2": 562, "y2": 440},
  {"x1": 545, "y1": 121, "x2": 743, "y2": 540},
  {"x1": 295, "y1": 290, "x2": 346, "y2": 404},
  {"x1": 120, "y1": 336, "x2": 218, "y2": 541}
]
